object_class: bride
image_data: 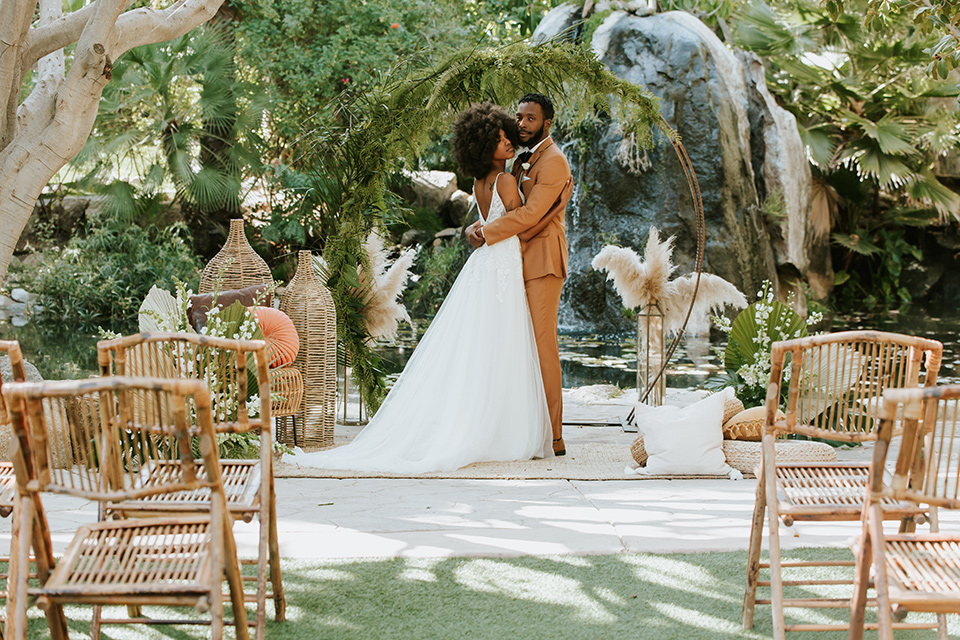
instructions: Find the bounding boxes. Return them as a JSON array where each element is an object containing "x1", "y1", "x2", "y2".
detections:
[{"x1": 292, "y1": 102, "x2": 553, "y2": 473}]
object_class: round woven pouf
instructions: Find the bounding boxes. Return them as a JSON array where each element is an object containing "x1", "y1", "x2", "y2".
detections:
[
  {"x1": 630, "y1": 436, "x2": 647, "y2": 467},
  {"x1": 722, "y1": 440, "x2": 838, "y2": 475}
]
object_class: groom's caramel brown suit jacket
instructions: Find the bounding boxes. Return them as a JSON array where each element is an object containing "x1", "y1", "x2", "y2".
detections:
[{"x1": 482, "y1": 138, "x2": 572, "y2": 448}]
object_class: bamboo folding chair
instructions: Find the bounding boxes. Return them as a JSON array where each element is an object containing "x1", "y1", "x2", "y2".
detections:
[
  {"x1": 1, "y1": 376, "x2": 249, "y2": 640},
  {"x1": 742, "y1": 331, "x2": 943, "y2": 638},
  {"x1": 851, "y1": 384, "x2": 960, "y2": 640},
  {"x1": 0, "y1": 341, "x2": 27, "y2": 639},
  {"x1": 0, "y1": 340, "x2": 27, "y2": 515},
  {"x1": 96, "y1": 332, "x2": 283, "y2": 640}
]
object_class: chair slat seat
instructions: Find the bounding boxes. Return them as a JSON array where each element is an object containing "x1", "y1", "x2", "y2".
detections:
[
  {"x1": 776, "y1": 464, "x2": 921, "y2": 519},
  {"x1": 884, "y1": 536, "x2": 960, "y2": 596},
  {"x1": 114, "y1": 461, "x2": 261, "y2": 516},
  {"x1": 0, "y1": 461, "x2": 16, "y2": 517},
  {"x1": 43, "y1": 518, "x2": 215, "y2": 600},
  {"x1": 98, "y1": 332, "x2": 285, "y2": 640},
  {"x1": 849, "y1": 385, "x2": 960, "y2": 639},
  {"x1": 1, "y1": 377, "x2": 250, "y2": 640}
]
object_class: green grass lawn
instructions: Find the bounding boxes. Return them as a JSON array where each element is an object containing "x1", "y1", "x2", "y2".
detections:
[{"x1": 19, "y1": 549, "x2": 956, "y2": 639}]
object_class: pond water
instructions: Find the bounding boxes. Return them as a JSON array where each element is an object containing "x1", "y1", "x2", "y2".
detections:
[{"x1": 2, "y1": 309, "x2": 959, "y2": 390}]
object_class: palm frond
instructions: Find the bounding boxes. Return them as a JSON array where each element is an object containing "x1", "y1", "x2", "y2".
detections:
[
  {"x1": 838, "y1": 139, "x2": 917, "y2": 188},
  {"x1": 832, "y1": 231, "x2": 883, "y2": 256},
  {"x1": 906, "y1": 169, "x2": 960, "y2": 220}
]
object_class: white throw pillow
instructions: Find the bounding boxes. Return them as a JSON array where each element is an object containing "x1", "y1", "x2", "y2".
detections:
[{"x1": 633, "y1": 391, "x2": 736, "y2": 477}]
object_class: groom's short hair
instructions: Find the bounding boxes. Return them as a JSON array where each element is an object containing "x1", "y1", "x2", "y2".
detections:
[{"x1": 519, "y1": 93, "x2": 554, "y2": 121}]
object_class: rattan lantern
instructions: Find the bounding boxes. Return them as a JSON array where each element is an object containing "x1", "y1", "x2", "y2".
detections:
[
  {"x1": 200, "y1": 218, "x2": 275, "y2": 306},
  {"x1": 277, "y1": 251, "x2": 337, "y2": 448}
]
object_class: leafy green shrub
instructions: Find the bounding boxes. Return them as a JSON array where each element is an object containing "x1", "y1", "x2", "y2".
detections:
[{"x1": 16, "y1": 216, "x2": 201, "y2": 331}]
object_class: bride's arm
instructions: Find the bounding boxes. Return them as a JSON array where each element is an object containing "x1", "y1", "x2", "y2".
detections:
[{"x1": 495, "y1": 173, "x2": 523, "y2": 212}]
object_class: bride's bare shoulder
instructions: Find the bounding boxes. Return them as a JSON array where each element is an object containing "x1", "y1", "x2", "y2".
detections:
[
  {"x1": 496, "y1": 173, "x2": 521, "y2": 209},
  {"x1": 496, "y1": 172, "x2": 518, "y2": 190}
]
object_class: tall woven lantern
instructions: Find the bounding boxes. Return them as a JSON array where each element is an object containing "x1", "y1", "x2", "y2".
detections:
[
  {"x1": 200, "y1": 219, "x2": 275, "y2": 306},
  {"x1": 277, "y1": 251, "x2": 337, "y2": 448},
  {"x1": 637, "y1": 302, "x2": 666, "y2": 406}
]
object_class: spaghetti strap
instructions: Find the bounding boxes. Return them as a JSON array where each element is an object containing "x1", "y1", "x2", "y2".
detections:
[{"x1": 477, "y1": 173, "x2": 505, "y2": 223}]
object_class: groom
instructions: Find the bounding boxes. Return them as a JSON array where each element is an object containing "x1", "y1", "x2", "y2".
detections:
[{"x1": 466, "y1": 93, "x2": 573, "y2": 456}]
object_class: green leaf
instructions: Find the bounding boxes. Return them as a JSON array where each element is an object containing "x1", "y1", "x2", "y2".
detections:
[
  {"x1": 831, "y1": 231, "x2": 883, "y2": 256},
  {"x1": 800, "y1": 125, "x2": 839, "y2": 168},
  {"x1": 857, "y1": 114, "x2": 916, "y2": 156},
  {"x1": 906, "y1": 170, "x2": 960, "y2": 220},
  {"x1": 724, "y1": 296, "x2": 807, "y2": 373},
  {"x1": 838, "y1": 140, "x2": 917, "y2": 188}
]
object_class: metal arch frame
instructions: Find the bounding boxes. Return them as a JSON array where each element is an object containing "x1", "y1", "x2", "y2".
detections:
[{"x1": 626, "y1": 115, "x2": 705, "y2": 423}]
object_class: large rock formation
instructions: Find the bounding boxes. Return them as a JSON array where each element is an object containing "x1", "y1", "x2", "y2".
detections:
[{"x1": 533, "y1": 7, "x2": 832, "y2": 332}]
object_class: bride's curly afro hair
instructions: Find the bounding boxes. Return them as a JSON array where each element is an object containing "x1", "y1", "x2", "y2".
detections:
[{"x1": 451, "y1": 102, "x2": 520, "y2": 180}]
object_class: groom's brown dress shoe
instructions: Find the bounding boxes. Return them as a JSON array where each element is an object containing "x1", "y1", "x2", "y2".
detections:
[{"x1": 553, "y1": 438, "x2": 566, "y2": 456}]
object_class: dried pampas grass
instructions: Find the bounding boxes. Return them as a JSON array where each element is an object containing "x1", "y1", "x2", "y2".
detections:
[
  {"x1": 591, "y1": 245, "x2": 646, "y2": 309},
  {"x1": 591, "y1": 227, "x2": 746, "y2": 336},
  {"x1": 361, "y1": 231, "x2": 417, "y2": 342},
  {"x1": 590, "y1": 228, "x2": 675, "y2": 309},
  {"x1": 660, "y1": 273, "x2": 747, "y2": 335}
]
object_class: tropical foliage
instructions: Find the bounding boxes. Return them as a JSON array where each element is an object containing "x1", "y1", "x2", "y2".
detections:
[
  {"x1": 727, "y1": 0, "x2": 960, "y2": 309},
  {"x1": 11, "y1": 213, "x2": 201, "y2": 331},
  {"x1": 843, "y1": 0, "x2": 960, "y2": 77},
  {"x1": 228, "y1": 0, "x2": 546, "y2": 155},
  {"x1": 72, "y1": 23, "x2": 268, "y2": 256}
]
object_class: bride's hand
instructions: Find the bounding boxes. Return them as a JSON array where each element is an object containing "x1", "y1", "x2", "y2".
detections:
[{"x1": 465, "y1": 222, "x2": 484, "y2": 248}]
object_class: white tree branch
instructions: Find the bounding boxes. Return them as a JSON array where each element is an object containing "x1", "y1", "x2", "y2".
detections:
[
  {"x1": 18, "y1": 0, "x2": 64, "y2": 132},
  {"x1": 0, "y1": 0, "x2": 225, "y2": 280},
  {"x1": 22, "y1": 1, "x2": 134, "y2": 71},
  {"x1": 0, "y1": 1, "x2": 37, "y2": 149},
  {"x1": 112, "y1": 0, "x2": 226, "y2": 59}
]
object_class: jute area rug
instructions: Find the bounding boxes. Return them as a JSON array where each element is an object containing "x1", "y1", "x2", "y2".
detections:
[
  {"x1": 274, "y1": 441, "x2": 654, "y2": 480},
  {"x1": 273, "y1": 432, "x2": 744, "y2": 481},
  {"x1": 274, "y1": 387, "x2": 748, "y2": 480}
]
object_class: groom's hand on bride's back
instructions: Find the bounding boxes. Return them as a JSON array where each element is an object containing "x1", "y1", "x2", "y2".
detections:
[{"x1": 465, "y1": 222, "x2": 484, "y2": 248}]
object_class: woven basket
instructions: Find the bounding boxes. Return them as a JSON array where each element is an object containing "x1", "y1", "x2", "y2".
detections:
[
  {"x1": 277, "y1": 251, "x2": 337, "y2": 448},
  {"x1": 630, "y1": 436, "x2": 647, "y2": 467},
  {"x1": 200, "y1": 219, "x2": 274, "y2": 307},
  {"x1": 722, "y1": 439, "x2": 838, "y2": 475},
  {"x1": 723, "y1": 395, "x2": 744, "y2": 424}
]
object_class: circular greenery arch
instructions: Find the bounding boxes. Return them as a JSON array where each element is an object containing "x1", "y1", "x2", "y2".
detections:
[{"x1": 308, "y1": 40, "x2": 704, "y2": 411}]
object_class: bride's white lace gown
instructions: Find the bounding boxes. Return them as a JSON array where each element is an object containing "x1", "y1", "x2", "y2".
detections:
[{"x1": 293, "y1": 175, "x2": 553, "y2": 473}]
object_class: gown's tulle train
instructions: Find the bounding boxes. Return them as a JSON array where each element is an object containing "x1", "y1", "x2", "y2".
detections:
[{"x1": 292, "y1": 177, "x2": 553, "y2": 473}]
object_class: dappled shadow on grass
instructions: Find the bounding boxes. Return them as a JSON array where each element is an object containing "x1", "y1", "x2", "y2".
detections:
[{"x1": 21, "y1": 549, "x2": 954, "y2": 639}]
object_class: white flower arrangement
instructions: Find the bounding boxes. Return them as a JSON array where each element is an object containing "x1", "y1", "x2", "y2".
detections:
[{"x1": 709, "y1": 280, "x2": 822, "y2": 407}]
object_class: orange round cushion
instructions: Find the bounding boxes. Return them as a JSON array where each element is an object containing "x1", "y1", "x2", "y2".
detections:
[{"x1": 248, "y1": 306, "x2": 299, "y2": 367}]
